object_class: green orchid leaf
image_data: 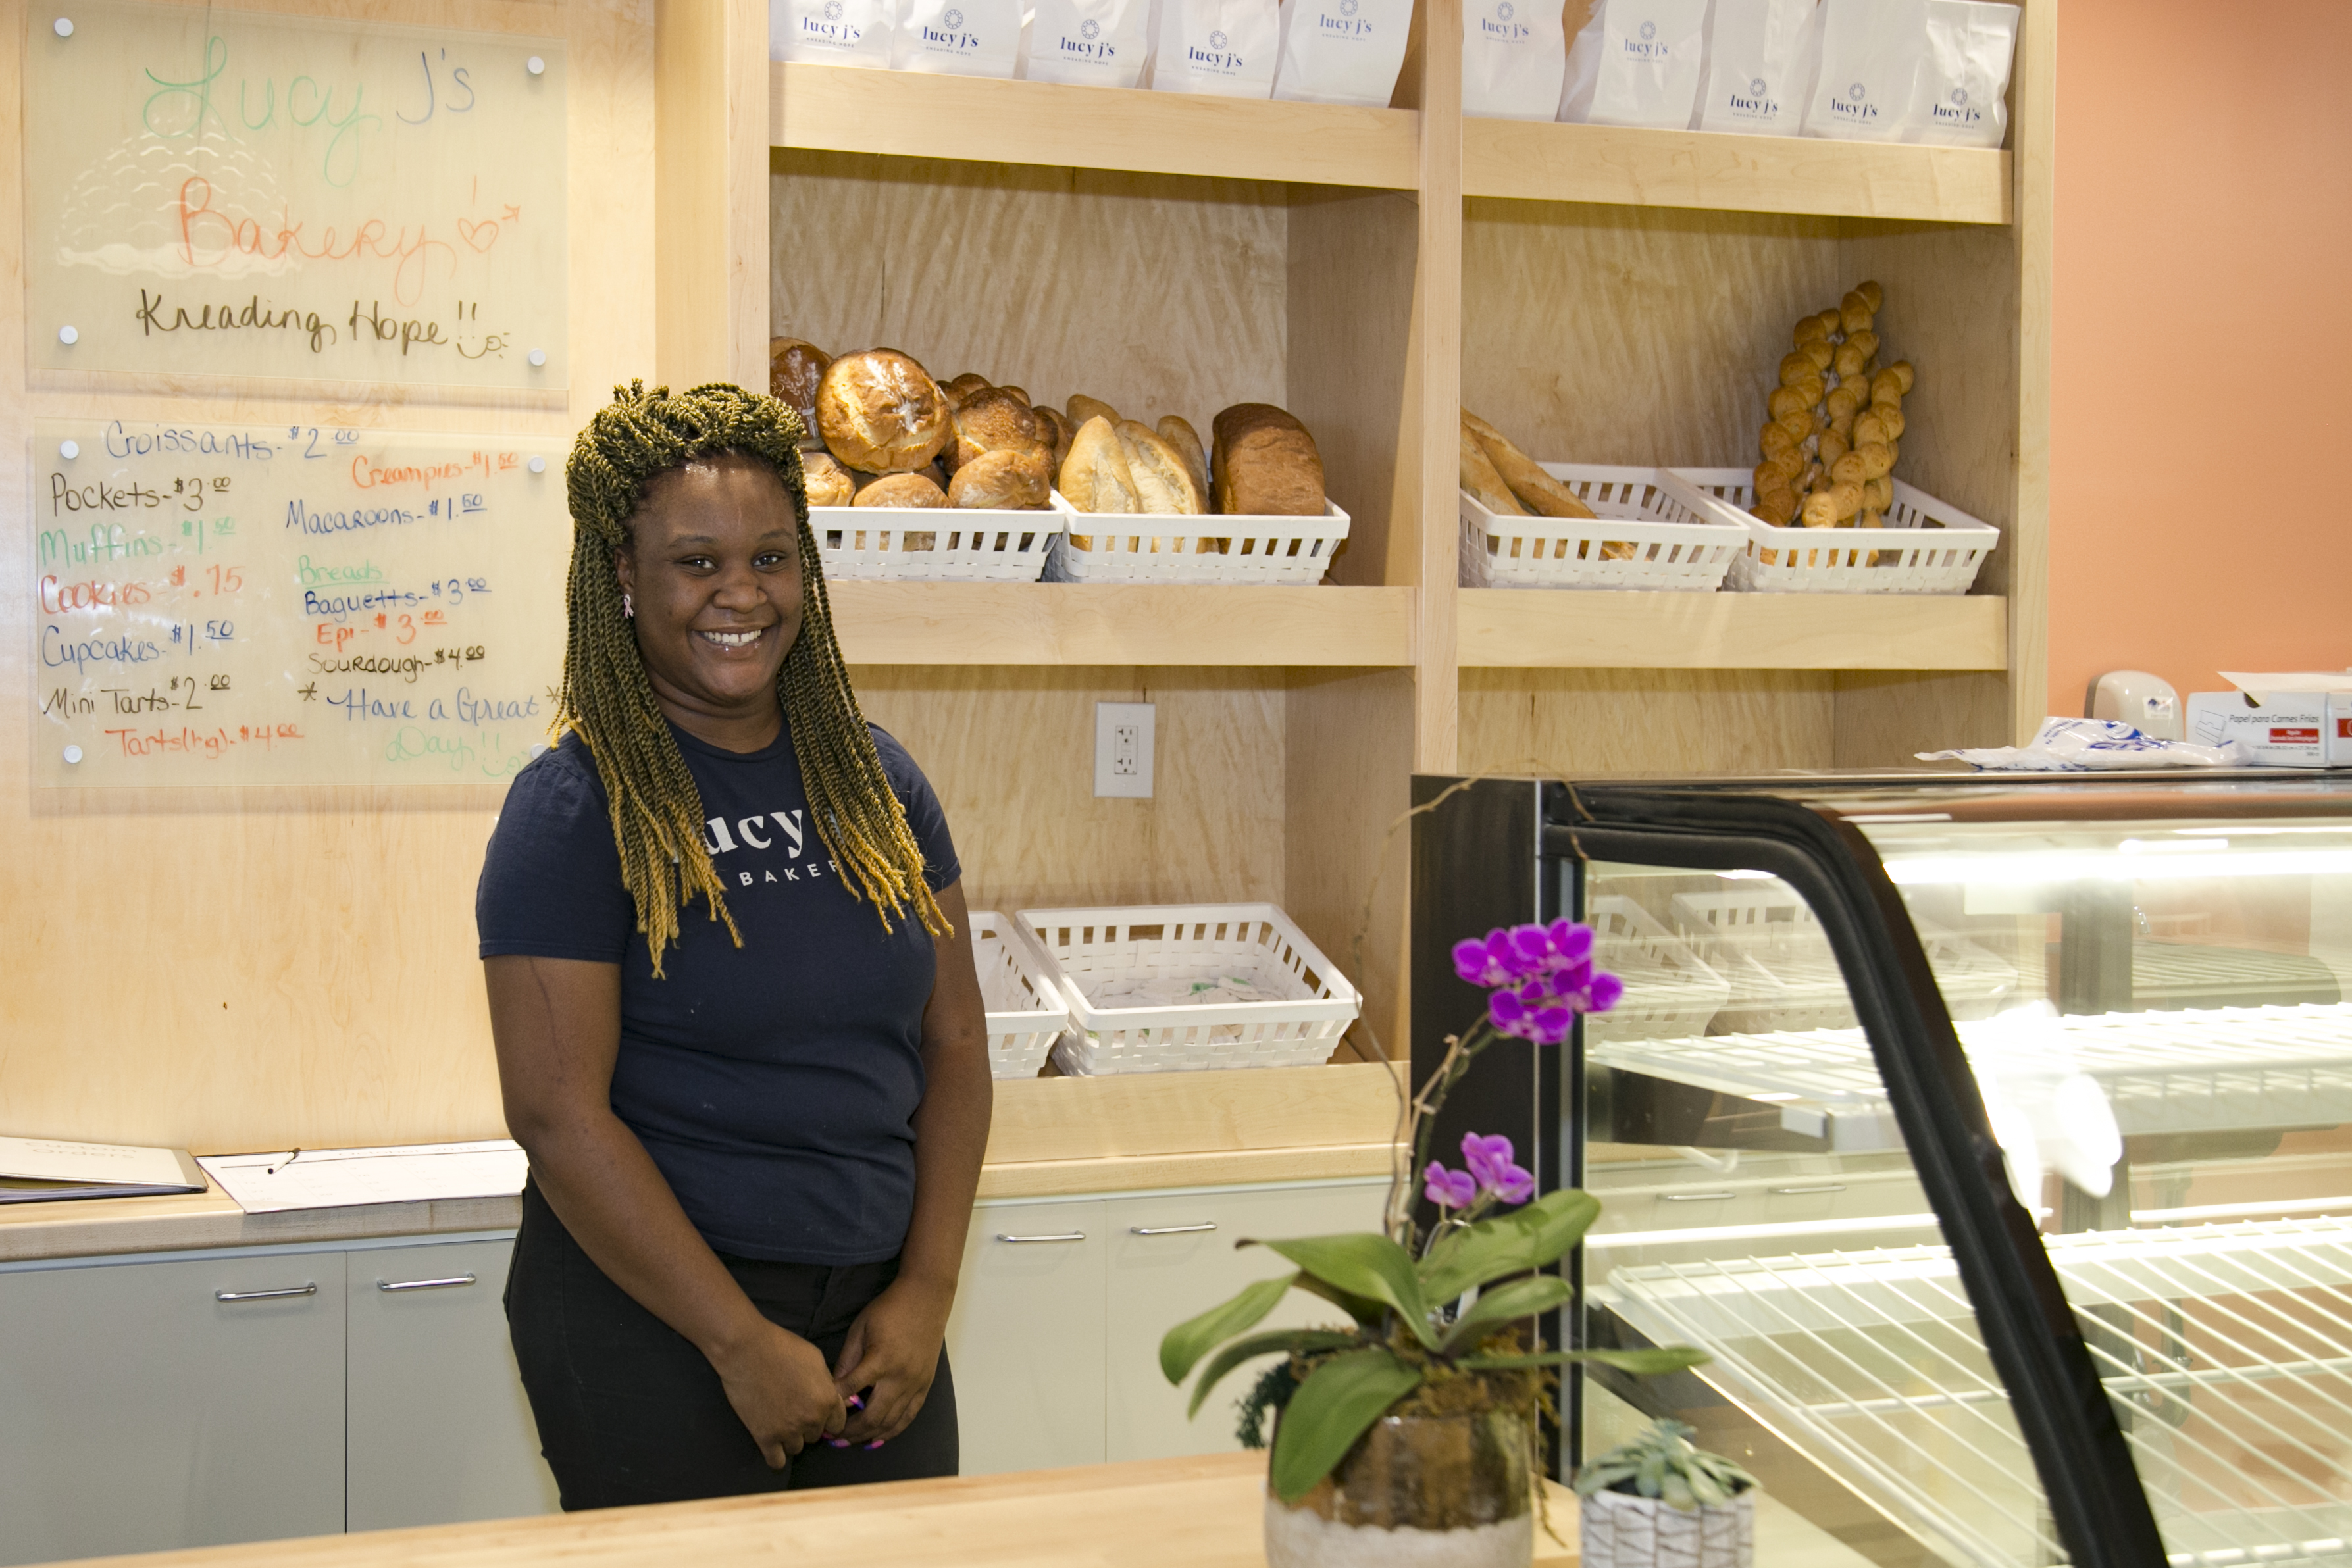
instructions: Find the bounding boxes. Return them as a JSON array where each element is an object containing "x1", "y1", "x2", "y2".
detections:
[
  {"x1": 1160, "y1": 1272, "x2": 1300, "y2": 1384},
  {"x1": 1435, "y1": 1273, "x2": 1575, "y2": 1353},
  {"x1": 1250, "y1": 1234, "x2": 1435, "y2": 1346},
  {"x1": 1289, "y1": 1271, "x2": 1387, "y2": 1327},
  {"x1": 1267, "y1": 1348, "x2": 1425, "y2": 1503},
  {"x1": 1185, "y1": 1328, "x2": 1366, "y2": 1419},
  {"x1": 1455, "y1": 1345, "x2": 1711, "y2": 1375},
  {"x1": 1419, "y1": 1190, "x2": 1600, "y2": 1304}
]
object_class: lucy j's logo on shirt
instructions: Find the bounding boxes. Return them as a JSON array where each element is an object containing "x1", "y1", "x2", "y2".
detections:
[{"x1": 703, "y1": 811, "x2": 834, "y2": 886}]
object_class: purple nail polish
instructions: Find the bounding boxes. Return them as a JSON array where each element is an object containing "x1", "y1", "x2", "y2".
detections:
[
  {"x1": 826, "y1": 1438, "x2": 850, "y2": 1448},
  {"x1": 847, "y1": 1394, "x2": 865, "y2": 1411}
]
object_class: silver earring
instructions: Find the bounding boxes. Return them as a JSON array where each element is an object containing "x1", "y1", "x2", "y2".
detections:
[{"x1": 621, "y1": 590, "x2": 634, "y2": 619}]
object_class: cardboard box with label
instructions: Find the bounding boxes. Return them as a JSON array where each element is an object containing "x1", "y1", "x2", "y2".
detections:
[{"x1": 2186, "y1": 672, "x2": 2352, "y2": 767}]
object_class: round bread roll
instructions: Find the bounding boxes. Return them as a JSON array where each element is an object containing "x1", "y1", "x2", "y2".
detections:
[
  {"x1": 942, "y1": 373, "x2": 992, "y2": 410},
  {"x1": 1833, "y1": 341, "x2": 1868, "y2": 380},
  {"x1": 998, "y1": 385, "x2": 1031, "y2": 407},
  {"x1": 769, "y1": 337, "x2": 832, "y2": 447},
  {"x1": 1059, "y1": 416, "x2": 1139, "y2": 514},
  {"x1": 1856, "y1": 280, "x2": 1885, "y2": 314},
  {"x1": 1801, "y1": 492, "x2": 1838, "y2": 528},
  {"x1": 1846, "y1": 329, "x2": 1880, "y2": 363},
  {"x1": 1759, "y1": 422, "x2": 1797, "y2": 460},
  {"x1": 1032, "y1": 405, "x2": 1074, "y2": 476},
  {"x1": 1774, "y1": 407, "x2": 1812, "y2": 442},
  {"x1": 1766, "y1": 385, "x2": 1811, "y2": 422},
  {"x1": 817, "y1": 350, "x2": 953, "y2": 474},
  {"x1": 1793, "y1": 316, "x2": 1829, "y2": 347},
  {"x1": 1839, "y1": 292, "x2": 1874, "y2": 335},
  {"x1": 1778, "y1": 352, "x2": 1819, "y2": 388},
  {"x1": 854, "y1": 472, "x2": 946, "y2": 509},
  {"x1": 1825, "y1": 382, "x2": 1865, "y2": 422},
  {"x1": 948, "y1": 447, "x2": 1052, "y2": 510},
  {"x1": 1874, "y1": 403, "x2": 1906, "y2": 440},
  {"x1": 1855, "y1": 442, "x2": 1894, "y2": 482},
  {"x1": 951, "y1": 388, "x2": 1046, "y2": 472},
  {"x1": 1116, "y1": 420, "x2": 1205, "y2": 515},
  {"x1": 1799, "y1": 339, "x2": 1834, "y2": 374},
  {"x1": 1863, "y1": 475, "x2": 1894, "y2": 513},
  {"x1": 1829, "y1": 479, "x2": 1864, "y2": 522},
  {"x1": 1067, "y1": 393, "x2": 1121, "y2": 431},
  {"x1": 800, "y1": 451, "x2": 856, "y2": 509},
  {"x1": 1851, "y1": 409, "x2": 1891, "y2": 449},
  {"x1": 1816, "y1": 430, "x2": 1850, "y2": 470}
]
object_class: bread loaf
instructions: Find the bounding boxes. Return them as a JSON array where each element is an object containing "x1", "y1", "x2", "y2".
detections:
[
  {"x1": 948, "y1": 448, "x2": 1052, "y2": 510},
  {"x1": 769, "y1": 338, "x2": 832, "y2": 447},
  {"x1": 1067, "y1": 393, "x2": 1122, "y2": 432},
  {"x1": 1463, "y1": 428, "x2": 1526, "y2": 516},
  {"x1": 800, "y1": 451, "x2": 856, "y2": 509},
  {"x1": 1116, "y1": 421, "x2": 1206, "y2": 515},
  {"x1": 942, "y1": 372, "x2": 992, "y2": 410},
  {"x1": 1059, "y1": 416, "x2": 1140, "y2": 514},
  {"x1": 854, "y1": 472, "x2": 946, "y2": 509},
  {"x1": 950, "y1": 388, "x2": 1045, "y2": 472},
  {"x1": 998, "y1": 385, "x2": 1031, "y2": 407},
  {"x1": 1032, "y1": 405, "x2": 1075, "y2": 476},
  {"x1": 817, "y1": 351, "x2": 953, "y2": 474},
  {"x1": 1212, "y1": 403, "x2": 1326, "y2": 517},
  {"x1": 1460, "y1": 411, "x2": 1594, "y2": 520},
  {"x1": 1157, "y1": 417, "x2": 1210, "y2": 502}
]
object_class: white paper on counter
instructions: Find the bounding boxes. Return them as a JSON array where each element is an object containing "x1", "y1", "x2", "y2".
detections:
[
  {"x1": 0, "y1": 1135, "x2": 203, "y2": 1192},
  {"x1": 2222, "y1": 670, "x2": 2352, "y2": 695},
  {"x1": 198, "y1": 1140, "x2": 528, "y2": 1214}
]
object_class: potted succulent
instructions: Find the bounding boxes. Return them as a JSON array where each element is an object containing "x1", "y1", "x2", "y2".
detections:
[
  {"x1": 1159, "y1": 918, "x2": 1714, "y2": 1568},
  {"x1": 1575, "y1": 1419, "x2": 1759, "y2": 1567}
]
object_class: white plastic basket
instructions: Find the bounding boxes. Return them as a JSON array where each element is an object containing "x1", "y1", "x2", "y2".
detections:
[
  {"x1": 1670, "y1": 886, "x2": 2016, "y2": 1032},
  {"x1": 1585, "y1": 895, "x2": 1729, "y2": 1044},
  {"x1": 1660, "y1": 468, "x2": 2000, "y2": 595},
  {"x1": 971, "y1": 910, "x2": 1071, "y2": 1080},
  {"x1": 1015, "y1": 902, "x2": 1360, "y2": 1074},
  {"x1": 812, "y1": 492, "x2": 1069, "y2": 582},
  {"x1": 1043, "y1": 501, "x2": 1350, "y2": 586},
  {"x1": 1458, "y1": 463, "x2": 1746, "y2": 591}
]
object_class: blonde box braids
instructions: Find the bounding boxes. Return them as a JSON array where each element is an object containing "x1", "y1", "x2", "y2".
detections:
[{"x1": 560, "y1": 380, "x2": 948, "y2": 975}]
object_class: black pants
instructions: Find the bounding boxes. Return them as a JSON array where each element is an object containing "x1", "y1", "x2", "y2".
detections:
[{"x1": 506, "y1": 1181, "x2": 958, "y2": 1510}]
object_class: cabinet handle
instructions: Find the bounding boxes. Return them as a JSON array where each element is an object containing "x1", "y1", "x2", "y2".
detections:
[
  {"x1": 378, "y1": 1273, "x2": 478, "y2": 1293},
  {"x1": 215, "y1": 1284, "x2": 317, "y2": 1302},
  {"x1": 994, "y1": 1231, "x2": 1087, "y2": 1244},
  {"x1": 1662, "y1": 1192, "x2": 1737, "y2": 1203},
  {"x1": 1769, "y1": 1184, "x2": 1847, "y2": 1196},
  {"x1": 1130, "y1": 1223, "x2": 1218, "y2": 1236}
]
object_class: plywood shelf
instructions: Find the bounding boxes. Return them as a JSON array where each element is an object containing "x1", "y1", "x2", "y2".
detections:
[
  {"x1": 1463, "y1": 119, "x2": 2010, "y2": 223},
  {"x1": 773, "y1": 62, "x2": 1420, "y2": 189},
  {"x1": 828, "y1": 581, "x2": 1415, "y2": 666},
  {"x1": 1456, "y1": 590, "x2": 2008, "y2": 670}
]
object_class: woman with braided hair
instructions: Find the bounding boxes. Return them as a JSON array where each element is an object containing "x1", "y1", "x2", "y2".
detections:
[{"x1": 477, "y1": 381, "x2": 990, "y2": 1508}]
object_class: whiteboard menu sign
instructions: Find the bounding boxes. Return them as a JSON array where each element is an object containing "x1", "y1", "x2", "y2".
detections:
[
  {"x1": 24, "y1": 1, "x2": 567, "y2": 392},
  {"x1": 34, "y1": 419, "x2": 570, "y2": 787}
]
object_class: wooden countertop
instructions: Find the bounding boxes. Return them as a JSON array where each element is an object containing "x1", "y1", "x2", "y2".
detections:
[
  {"x1": 45, "y1": 1453, "x2": 1581, "y2": 1568},
  {"x1": 0, "y1": 1143, "x2": 1398, "y2": 1265}
]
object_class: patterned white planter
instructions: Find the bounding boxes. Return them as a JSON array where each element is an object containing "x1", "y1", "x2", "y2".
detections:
[{"x1": 1578, "y1": 1488, "x2": 1754, "y2": 1568}]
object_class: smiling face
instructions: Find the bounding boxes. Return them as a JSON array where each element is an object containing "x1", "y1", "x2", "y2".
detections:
[{"x1": 613, "y1": 453, "x2": 804, "y2": 753}]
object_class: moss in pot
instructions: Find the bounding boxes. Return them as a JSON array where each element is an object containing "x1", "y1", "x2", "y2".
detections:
[
  {"x1": 1158, "y1": 919, "x2": 1712, "y2": 1568},
  {"x1": 1574, "y1": 1420, "x2": 1759, "y2": 1568}
]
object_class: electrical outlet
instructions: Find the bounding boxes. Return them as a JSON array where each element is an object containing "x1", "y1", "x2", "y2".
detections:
[{"x1": 1094, "y1": 701, "x2": 1154, "y2": 799}]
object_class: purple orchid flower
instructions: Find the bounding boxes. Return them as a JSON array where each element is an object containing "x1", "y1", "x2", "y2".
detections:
[
  {"x1": 1461, "y1": 1132, "x2": 1535, "y2": 1205},
  {"x1": 1423, "y1": 1161, "x2": 1479, "y2": 1210}
]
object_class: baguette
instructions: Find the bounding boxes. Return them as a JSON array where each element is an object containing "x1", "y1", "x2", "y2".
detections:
[
  {"x1": 1461, "y1": 410, "x2": 1595, "y2": 520},
  {"x1": 1462, "y1": 427, "x2": 1525, "y2": 515},
  {"x1": 1156, "y1": 416, "x2": 1211, "y2": 505}
]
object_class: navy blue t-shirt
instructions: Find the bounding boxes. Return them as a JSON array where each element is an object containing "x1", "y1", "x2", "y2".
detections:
[{"x1": 475, "y1": 721, "x2": 959, "y2": 1265}]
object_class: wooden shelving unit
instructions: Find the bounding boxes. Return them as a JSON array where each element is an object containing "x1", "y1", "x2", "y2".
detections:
[
  {"x1": 829, "y1": 583, "x2": 1414, "y2": 667},
  {"x1": 1456, "y1": 592, "x2": 2008, "y2": 671},
  {"x1": 1462, "y1": 119, "x2": 2010, "y2": 222}
]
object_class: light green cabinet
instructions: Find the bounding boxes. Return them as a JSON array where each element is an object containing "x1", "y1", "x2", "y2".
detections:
[{"x1": 944, "y1": 1198, "x2": 1109, "y2": 1476}]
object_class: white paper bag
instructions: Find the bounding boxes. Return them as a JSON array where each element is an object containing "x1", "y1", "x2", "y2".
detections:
[
  {"x1": 1558, "y1": 0, "x2": 1710, "y2": 128},
  {"x1": 1691, "y1": 0, "x2": 1822, "y2": 135},
  {"x1": 1801, "y1": 0, "x2": 1924, "y2": 141},
  {"x1": 1145, "y1": 0, "x2": 1280, "y2": 93},
  {"x1": 772, "y1": 0, "x2": 896, "y2": 63},
  {"x1": 1021, "y1": 0, "x2": 1152, "y2": 85},
  {"x1": 1269, "y1": 0, "x2": 1414, "y2": 107},
  {"x1": 1463, "y1": 0, "x2": 1570, "y2": 121},
  {"x1": 1906, "y1": 0, "x2": 2017, "y2": 147},
  {"x1": 892, "y1": 0, "x2": 1022, "y2": 75}
]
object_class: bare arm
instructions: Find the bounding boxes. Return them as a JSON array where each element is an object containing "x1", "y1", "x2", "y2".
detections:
[
  {"x1": 484, "y1": 953, "x2": 845, "y2": 1467},
  {"x1": 832, "y1": 878, "x2": 994, "y2": 1442}
]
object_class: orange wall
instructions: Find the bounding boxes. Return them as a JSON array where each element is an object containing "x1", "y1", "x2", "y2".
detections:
[{"x1": 2049, "y1": 0, "x2": 2352, "y2": 715}]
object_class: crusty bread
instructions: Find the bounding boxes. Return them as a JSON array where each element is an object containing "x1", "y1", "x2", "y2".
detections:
[
  {"x1": 1032, "y1": 406, "x2": 1074, "y2": 476},
  {"x1": 800, "y1": 451, "x2": 856, "y2": 509},
  {"x1": 1210, "y1": 403, "x2": 1325, "y2": 517},
  {"x1": 998, "y1": 385, "x2": 1031, "y2": 407},
  {"x1": 948, "y1": 448, "x2": 1052, "y2": 510},
  {"x1": 1460, "y1": 411, "x2": 1594, "y2": 520},
  {"x1": 769, "y1": 337, "x2": 832, "y2": 448},
  {"x1": 942, "y1": 373, "x2": 992, "y2": 411},
  {"x1": 1059, "y1": 416, "x2": 1139, "y2": 515},
  {"x1": 1116, "y1": 420, "x2": 1206, "y2": 515},
  {"x1": 1156, "y1": 416, "x2": 1210, "y2": 504},
  {"x1": 951, "y1": 388, "x2": 1046, "y2": 473},
  {"x1": 816, "y1": 351, "x2": 952, "y2": 474},
  {"x1": 854, "y1": 472, "x2": 946, "y2": 509},
  {"x1": 1462, "y1": 427, "x2": 1525, "y2": 515},
  {"x1": 1067, "y1": 393, "x2": 1122, "y2": 432}
]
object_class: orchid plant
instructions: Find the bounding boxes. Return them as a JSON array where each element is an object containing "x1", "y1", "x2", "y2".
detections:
[{"x1": 1158, "y1": 919, "x2": 1708, "y2": 1504}]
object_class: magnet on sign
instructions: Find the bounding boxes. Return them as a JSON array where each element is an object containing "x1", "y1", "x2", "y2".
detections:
[
  {"x1": 57, "y1": 324, "x2": 78, "y2": 345},
  {"x1": 527, "y1": 55, "x2": 546, "y2": 74},
  {"x1": 528, "y1": 455, "x2": 547, "y2": 473},
  {"x1": 59, "y1": 440, "x2": 79, "y2": 459},
  {"x1": 54, "y1": 17, "x2": 74, "y2": 36},
  {"x1": 528, "y1": 348, "x2": 547, "y2": 367},
  {"x1": 63, "y1": 746, "x2": 83, "y2": 764}
]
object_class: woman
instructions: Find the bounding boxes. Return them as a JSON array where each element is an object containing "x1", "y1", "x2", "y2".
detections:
[{"x1": 476, "y1": 382, "x2": 991, "y2": 1509}]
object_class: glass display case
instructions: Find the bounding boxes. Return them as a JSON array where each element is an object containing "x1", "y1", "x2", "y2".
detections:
[{"x1": 1409, "y1": 774, "x2": 2352, "y2": 1568}]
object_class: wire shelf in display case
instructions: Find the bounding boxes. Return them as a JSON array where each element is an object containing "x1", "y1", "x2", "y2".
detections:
[
  {"x1": 1458, "y1": 464, "x2": 1745, "y2": 592},
  {"x1": 1600, "y1": 1217, "x2": 2352, "y2": 1568},
  {"x1": 1586, "y1": 895, "x2": 1729, "y2": 1045},
  {"x1": 971, "y1": 909, "x2": 1070, "y2": 1079},
  {"x1": 1043, "y1": 503, "x2": 1350, "y2": 586},
  {"x1": 1662, "y1": 469, "x2": 2000, "y2": 595},
  {"x1": 1015, "y1": 903, "x2": 1358, "y2": 1075}
]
